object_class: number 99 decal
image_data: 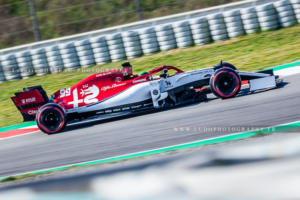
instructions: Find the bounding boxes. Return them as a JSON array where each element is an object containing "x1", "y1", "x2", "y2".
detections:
[{"x1": 60, "y1": 88, "x2": 71, "y2": 98}]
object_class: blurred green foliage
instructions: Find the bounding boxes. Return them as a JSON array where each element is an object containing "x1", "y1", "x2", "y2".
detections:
[{"x1": 0, "y1": 0, "x2": 239, "y2": 48}]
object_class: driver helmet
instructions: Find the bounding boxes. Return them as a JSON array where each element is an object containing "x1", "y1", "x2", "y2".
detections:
[{"x1": 121, "y1": 62, "x2": 133, "y2": 77}]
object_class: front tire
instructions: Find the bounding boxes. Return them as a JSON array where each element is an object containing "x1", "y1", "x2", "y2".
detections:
[
  {"x1": 36, "y1": 104, "x2": 67, "y2": 134},
  {"x1": 213, "y1": 62, "x2": 237, "y2": 70},
  {"x1": 210, "y1": 68, "x2": 241, "y2": 99}
]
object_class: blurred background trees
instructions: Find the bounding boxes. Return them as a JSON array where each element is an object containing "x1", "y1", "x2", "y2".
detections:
[{"x1": 0, "y1": 0, "x2": 239, "y2": 48}]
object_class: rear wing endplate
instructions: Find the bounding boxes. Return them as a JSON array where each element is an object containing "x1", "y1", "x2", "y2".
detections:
[{"x1": 11, "y1": 86, "x2": 48, "y2": 121}]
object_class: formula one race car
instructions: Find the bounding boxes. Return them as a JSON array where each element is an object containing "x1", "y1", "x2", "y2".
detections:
[{"x1": 11, "y1": 61, "x2": 281, "y2": 134}]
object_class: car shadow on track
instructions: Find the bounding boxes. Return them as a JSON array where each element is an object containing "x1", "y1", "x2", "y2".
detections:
[{"x1": 61, "y1": 103, "x2": 211, "y2": 134}]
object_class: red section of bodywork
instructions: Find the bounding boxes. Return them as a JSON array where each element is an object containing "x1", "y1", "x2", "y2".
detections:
[
  {"x1": 18, "y1": 107, "x2": 40, "y2": 116},
  {"x1": 242, "y1": 80, "x2": 249, "y2": 85},
  {"x1": 11, "y1": 89, "x2": 45, "y2": 107},
  {"x1": 53, "y1": 66, "x2": 184, "y2": 110},
  {"x1": 148, "y1": 65, "x2": 184, "y2": 74},
  {"x1": 11, "y1": 89, "x2": 46, "y2": 117}
]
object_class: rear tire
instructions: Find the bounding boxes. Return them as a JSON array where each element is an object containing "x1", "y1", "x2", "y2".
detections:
[
  {"x1": 210, "y1": 68, "x2": 241, "y2": 99},
  {"x1": 36, "y1": 104, "x2": 67, "y2": 134}
]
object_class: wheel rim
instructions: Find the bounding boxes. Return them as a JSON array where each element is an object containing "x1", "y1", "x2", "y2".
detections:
[
  {"x1": 41, "y1": 109, "x2": 62, "y2": 131},
  {"x1": 38, "y1": 106, "x2": 65, "y2": 133},
  {"x1": 212, "y1": 70, "x2": 240, "y2": 98},
  {"x1": 217, "y1": 74, "x2": 236, "y2": 95},
  {"x1": 44, "y1": 112, "x2": 60, "y2": 127}
]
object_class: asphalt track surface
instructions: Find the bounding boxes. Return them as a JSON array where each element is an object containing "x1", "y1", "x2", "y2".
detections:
[{"x1": 0, "y1": 74, "x2": 300, "y2": 177}]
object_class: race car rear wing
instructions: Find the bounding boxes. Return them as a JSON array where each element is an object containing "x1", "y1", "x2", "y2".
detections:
[{"x1": 11, "y1": 86, "x2": 49, "y2": 121}]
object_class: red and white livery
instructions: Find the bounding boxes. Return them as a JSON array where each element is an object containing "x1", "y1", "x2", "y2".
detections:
[{"x1": 11, "y1": 61, "x2": 282, "y2": 134}]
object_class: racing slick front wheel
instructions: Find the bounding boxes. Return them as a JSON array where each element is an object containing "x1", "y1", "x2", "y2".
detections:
[
  {"x1": 210, "y1": 68, "x2": 241, "y2": 99},
  {"x1": 36, "y1": 104, "x2": 67, "y2": 134},
  {"x1": 213, "y1": 62, "x2": 237, "y2": 71}
]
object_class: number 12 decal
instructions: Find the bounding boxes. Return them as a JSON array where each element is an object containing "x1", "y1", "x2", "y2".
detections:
[{"x1": 68, "y1": 85, "x2": 100, "y2": 108}]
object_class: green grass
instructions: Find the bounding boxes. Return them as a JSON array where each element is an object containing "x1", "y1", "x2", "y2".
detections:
[{"x1": 0, "y1": 24, "x2": 300, "y2": 127}]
